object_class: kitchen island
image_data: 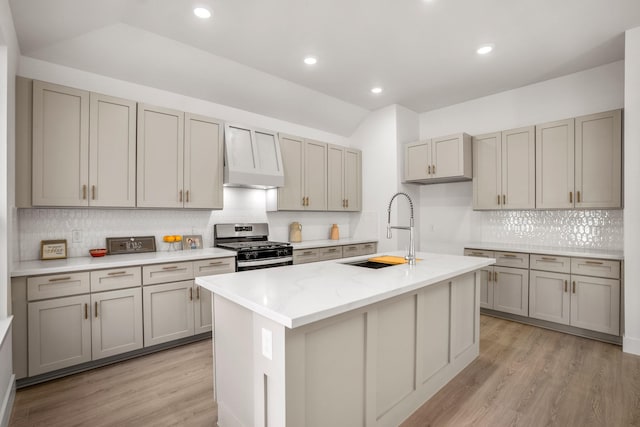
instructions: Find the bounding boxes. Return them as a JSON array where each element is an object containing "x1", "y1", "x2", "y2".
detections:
[{"x1": 196, "y1": 251, "x2": 494, "y2": 427}]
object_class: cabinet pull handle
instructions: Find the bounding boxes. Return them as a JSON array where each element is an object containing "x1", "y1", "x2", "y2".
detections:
[
  {"x1": 196, "y1": 287, "x2": 200, "y2": 299},
  {"x1": 494, "y1": 271, "x2": 498, "y2": 281},
  {"x1": 502, "y1": 254, "x2": 517, "y2": 258},
  {"x1": 208, "y1": 261, "x2": 223, "y2": 266},
  {"x1": 95, "y1": 301, "x2": 98, "y2": 318},
  {"x1": 471, "y1": 251, "x2": 484, "y2": 256},
  {"x1": 107, "y1": 271, "x2": 127, "y2": 276},
  {"x1": 49, "y1": 276, "x2": 71, "y2": 282},
  {"x1": 189, "y1": 288, "x2": 193, "y2": 301},
  {"x1": 564, "y1": 280, "x2": 568, "y2": 292},
  {"x1": 82, "y1": 185, "x2": 87, "y2": 200},
  {"x1": 541, "y1": 257, "x2": 556, "y2": 261},
  {"x1": 302, "y1": 197, "x2": 306, "y2": 206},
  {"x1": 569, "y1": 191, "x2": 573, "y2": 203},
  {"x1": 84, "y1": 303, "x2": 88, "y2": 320},
  {"x1": 162, "y1": 266, "x2": 179, "y2": 270},
  {"x1": 428, "y1": 165, "x2": 431, "y2": 174},
  {"x1": 577, "y1": 191, "x2": 581, "y2": 203},
  {"x1": 186, "y1": 190, "x2": 190, "y2": 203},
  {"x1": 432, "y1": 164, "x2": 436, "y2": 174},
  {"x1": 585, "y1": 260, "x2": 604, "y2": 265},
  {"x1": 179, "y1": 190, "x2": 183, "y2": 202},
  {"x1": 497, "y1": 195, "x2": 501, "y2": 205},
  {"x1": 303, "y1": 251, "x2": 313, "y2": 255},
  {"x1": 346, "y1": 199, "x2": 349, "y2": 208},
  {"x1": 572, "y1": 281, "x2": 576, "y2": 293},
  {"x1": 486, "y1": 270, "x2": 491, "y2": 282},
  {"x1": 503, "y1": 194, "x2": 506, "y2": 205},
  {"x1": 92, "y1": 185, "x2": 96, "y2": 200}
]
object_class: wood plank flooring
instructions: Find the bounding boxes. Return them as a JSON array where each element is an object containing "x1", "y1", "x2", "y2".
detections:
[{"x1": 9, "y1": 315, "x2": 640, "y2": 426}]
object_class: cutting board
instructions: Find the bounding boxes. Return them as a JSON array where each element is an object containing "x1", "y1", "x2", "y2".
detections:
[{"x1": 368, "y1": 255, "x2": 420, "y2": 265}]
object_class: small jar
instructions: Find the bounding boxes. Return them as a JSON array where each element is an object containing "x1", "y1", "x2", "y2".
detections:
[{"x1": 330, "y1": 224, "x2": 339, "y2": 240}]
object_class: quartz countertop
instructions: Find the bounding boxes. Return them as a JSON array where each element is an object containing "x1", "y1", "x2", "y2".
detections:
[
  {"x1": 289, "y1": 238, "x2": 377, "y2": 250},
  {"x1": 464, "y1": 242, "x2": 623, "y2": 260},
  {"x1": 196, "y1": 251, "x2": 494, "y2": 329},
  {"x1": 11, "y1": 248, "x2": 237, "y2": 277}
]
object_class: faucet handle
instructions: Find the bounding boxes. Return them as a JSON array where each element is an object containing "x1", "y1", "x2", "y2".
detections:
[{"x1": 386, "y1": 225, "x2": 392, "y2": 239}]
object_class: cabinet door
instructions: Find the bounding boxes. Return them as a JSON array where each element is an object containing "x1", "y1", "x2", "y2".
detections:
[
  {"x1": 91, "y1": 288, "x2": 143, "y2": 360},
  {"x1": 143, "y1": 281, "x2": 195, "y2": 346},
  {"x1": 493, "y1": 267, "x2": 529, "y2": 316},
  {"x1": 277, "y1": 134, "x2": 305, "y2": 210},
  {"x1": 194, "y1": 285, "x2": 213, "y2": 334},
  {"x1": 502, "y1": 126, "x2": 535, "y2": 209},
  {"x1": 327, "y1": 145, "x2": 345, "y2": 211},
  {"x1": 536, "y1": 119, "x2": 575, "y2": 209},
  {"x1": 89, "y1": 93, "x2": 136, "y2": 207},
  {"x1": 529, "y1": 270, "x2": 570, "y2": 325},
  {"x1": 28, "y1": 295, "x2": 91, "y2": 376},
  {"x1": 404, "y1": 140, "x2": 431, "y2": 181},
  {"x1": 575, "y1": 109, "x2": 622, "y2": 209},
  {"x1": 137, "y1": 104, "x2": 184, "y2": 208},
  {"x1": 32, "y1": 80, "x2": 89, "y2": 206},
  {"x1": 570, "y1": 275, "x2": 620, "y2": 335},
  {"x1": 472, "y1": 132, "x2": 501, "y2": 210},
  {"x1": 432, "y1": 133, "x2": 471, "y2": 179},
  {"x1": 304, "y1": 140, "x2": 328, "y2": 210},
  {"x1": 344, "y1": 148, "x2": 361, "y2": 211},
  {"x1": 479, "y1": 267, "x2": 494, "y2": 309},
  {"x1": 184, "y1": 113, "x2": 224, "y2": 209}
]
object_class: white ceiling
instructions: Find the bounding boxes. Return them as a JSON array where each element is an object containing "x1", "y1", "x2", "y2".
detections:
[{"x1": 8, "y1": 0, "x2": 640, "y2": 136}]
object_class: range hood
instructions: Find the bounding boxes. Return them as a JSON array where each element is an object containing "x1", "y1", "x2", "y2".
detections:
[{"x1": 224, "y1": 123, "x2": 285, "y2": 188}]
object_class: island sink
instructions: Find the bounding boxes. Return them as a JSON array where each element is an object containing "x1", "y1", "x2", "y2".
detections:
[{"x1": 343, "y1": 260, "x2": 395, "y2": 269}]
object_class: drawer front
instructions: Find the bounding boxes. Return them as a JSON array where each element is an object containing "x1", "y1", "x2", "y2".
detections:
[
  {"x1": 293, "y1": 248, "x2": 320, "y2": 264},
  {"x1": 318, "y1": 246, "x2": 343, "y2": 261},
  {"x1": 143, "y1": 262, "x2": 194, "y2": 285},
  {"x1": 91, "y1": 267, "x2": 141, "y2": 292},
  {"x1": 358, "y1": 242, "x2": 377, "y2": 256},
  {"x1": 342, "y1": 244, "x2": 362, "y2": 257},
  {"x1": 530, "y1": 254, "x2": 571, "y2": 274},
  {"x1": 464, "y1": 249, "x2": 495, "y2": 258},
  {"x1": 571, "y1": 258, "x2": 620, "y2": 279},
  {"x1": 27, "y1": 272, "x2": 91, "y2": 301},
  {"x1": 193, "y1": 257, "x2": 236, "y2": 276},
  {"x1": 494, "y1": 252, "x2": 529, "y2": 269}
]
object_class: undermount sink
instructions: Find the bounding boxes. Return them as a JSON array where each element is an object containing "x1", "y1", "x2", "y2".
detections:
[{"x1": 343, "y1": 260, "x2": 395, "y2": 269}]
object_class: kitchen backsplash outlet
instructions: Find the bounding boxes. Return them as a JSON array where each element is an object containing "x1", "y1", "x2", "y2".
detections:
[{"x1": 479, "y1": 209, "x2": 623, "y2": 250}]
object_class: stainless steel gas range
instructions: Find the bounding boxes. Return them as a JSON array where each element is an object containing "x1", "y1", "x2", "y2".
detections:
[{"x1": 214, "y1": 223, "x2": 293, "y2": 271}]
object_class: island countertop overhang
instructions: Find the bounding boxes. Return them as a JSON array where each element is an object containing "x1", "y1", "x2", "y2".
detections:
[{"x1": 195, "y1": 251, "x2": 495, "y2": 329}]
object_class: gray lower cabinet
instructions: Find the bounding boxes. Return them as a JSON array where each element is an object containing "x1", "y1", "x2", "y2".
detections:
[{"x1": 493, "y1": 266, "x2": 529, "y2": 316}]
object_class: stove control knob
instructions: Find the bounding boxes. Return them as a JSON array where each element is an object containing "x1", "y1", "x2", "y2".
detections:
[{"x1": 249, "y1": 251, "x2": 258, "y2": 259}]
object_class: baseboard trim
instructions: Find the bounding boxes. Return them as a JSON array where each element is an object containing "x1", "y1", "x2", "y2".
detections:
[
  {"x1": 623, "y1": 335, "x2": 640, "y2": 355},
  {"x1": 0, "y1": 374, "x2": 15, "y2": 427}
]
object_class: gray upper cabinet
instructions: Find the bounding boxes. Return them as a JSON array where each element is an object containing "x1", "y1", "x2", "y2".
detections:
[
  {"x1": 328, "y1": 144, "x2": 361, "y2": 211},
  {"x1": 404, "y1": 133, "x2": 472, "y2": 184},
  {"x1": 473, "y1": 126, "x2": 535, "y2": 210},
  {"x1": 32, "y1": 80, "x2": 90, "y2": 206},
  {"x1": 536, "y1": 109, "x2": 622, "y2": 209},
  {"x1": 137, "y1": 104, "x2": 185, "y2": 208}
]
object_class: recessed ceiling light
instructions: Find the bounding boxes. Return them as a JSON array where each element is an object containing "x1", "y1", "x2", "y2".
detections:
[
  {"x1": 371, "y1": 87, "x2": 383, "y2": 94},
  {"x1": 477, "y1": 44, "x2": 494, "y2": 55},
  {"x1": 194, "y1": 7, "x2": 212, "y2": 19},
  {"x1": 304, "y1": 56, "x2": 317, "y2": 65}
]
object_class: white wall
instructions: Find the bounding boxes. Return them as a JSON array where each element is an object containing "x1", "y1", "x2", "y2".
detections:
[
  {"x1": 417, "y1": 61, "x2": 625, "y2": 255},
  {"x1": 624, "y1": 27, "x2": 640, "y2": 355}
]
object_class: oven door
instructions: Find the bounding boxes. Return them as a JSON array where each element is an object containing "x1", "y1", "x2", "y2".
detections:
[{"x1": 237, "y1": 256, "x2": 294, "y2": 271}]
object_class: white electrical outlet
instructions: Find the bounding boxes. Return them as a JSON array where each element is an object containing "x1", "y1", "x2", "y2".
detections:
[{"x1": 72, "y1": 230, "x2": 82, "y2": 243}]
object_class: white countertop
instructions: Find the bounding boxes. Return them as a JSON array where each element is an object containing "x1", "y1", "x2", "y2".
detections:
[
  {"x1": 465, "y1": 242, "x2": 623, "y2": 260},
  {"x1": 11, "y1": 248, "x2": 237, "y2": 277},
  {"x1": 196, "y1": 251, "x2": 494, "y2": 329},
  {"x1": 289, "y1": 238, "x2": 377, "y2": 250}
]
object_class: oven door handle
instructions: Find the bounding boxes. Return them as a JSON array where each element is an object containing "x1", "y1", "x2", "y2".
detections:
[{"x1": 237, "y1": 256, "x2": 293, "y2": 268}]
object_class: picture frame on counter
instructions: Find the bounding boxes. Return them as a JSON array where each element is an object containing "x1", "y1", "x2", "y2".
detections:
[
  {"x1": 40, "y1": 239, "x2": 67, "y2": 260},
  {"x1": 183, "y1": 235, "x2": 203, "y2": 250}
]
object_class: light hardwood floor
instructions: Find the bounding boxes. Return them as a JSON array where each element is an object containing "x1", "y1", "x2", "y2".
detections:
[{"x1": 9, "y1": 315, "x2": 640, "y2": 426}]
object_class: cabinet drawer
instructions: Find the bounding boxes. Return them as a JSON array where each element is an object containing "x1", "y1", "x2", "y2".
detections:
[
  {"x1": 358, "y1": 242, "x2": 377, "y2": 256},
  {"x1": 193, "y1": 257, "x2": 236, "y2": 276},
  {"x1": 143, "y1": 262, "x2": 194, "y2": 285},
  {"x1": 571, "y1": 258, "x2": 620, "y2": 279},
  {"x1": 530, "y1": 254, "x2": 571, "y2": 274},
  {"x1": 28, "y1": 272, "x2": 90, "y2": 301},
  {"x1": 343, "y1": 242, "x2": 377, "y2": 258},
  {"x1": 494, "y1": 252, "x2": 529, "y2": 269},
  {"x1": 293, "y1": 249, "x2": 320, "y2": 265},
  {"x1": 318, "y1": 246, "x2": 343, "y2": 261},
  {"x1": 464, "y1": 249, "x2": 495, "y2": 258},
  {"x1": 91, "y1": 267, "x2": 141, "y2": 292}
]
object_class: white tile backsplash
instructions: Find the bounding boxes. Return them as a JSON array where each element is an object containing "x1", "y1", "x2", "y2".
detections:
[{"x1": 479, "y1": 209, "x2": 623, "y2": 250}]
